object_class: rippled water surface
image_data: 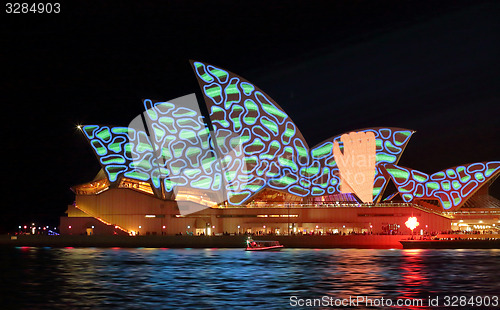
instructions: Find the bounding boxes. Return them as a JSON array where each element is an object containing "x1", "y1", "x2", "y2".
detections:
[{"x1": 1, "y1": 247, "x2": 499, "y2": 309}]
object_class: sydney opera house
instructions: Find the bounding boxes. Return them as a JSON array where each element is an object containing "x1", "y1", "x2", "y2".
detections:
[{"x1": 61, "y1": 61, "x2": 500, "y2": 236}]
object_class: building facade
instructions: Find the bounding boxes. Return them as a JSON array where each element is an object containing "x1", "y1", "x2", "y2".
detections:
[{"x1": 61, "y1": 61, "x2": 500, "y2": 236}]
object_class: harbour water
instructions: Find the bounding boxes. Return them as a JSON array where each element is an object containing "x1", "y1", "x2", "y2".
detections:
[{"x1": 1, "y1": 247, "x2": 499, "y2": 309}]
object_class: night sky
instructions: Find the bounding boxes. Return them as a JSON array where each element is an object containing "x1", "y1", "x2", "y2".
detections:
[{"x1": 3, "y1": 1, "x2": 499, "y2": 233}]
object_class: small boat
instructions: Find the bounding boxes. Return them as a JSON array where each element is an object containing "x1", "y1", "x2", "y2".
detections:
[{"x1": 245, "y1": 238, "x2": 283, "y2": 251}]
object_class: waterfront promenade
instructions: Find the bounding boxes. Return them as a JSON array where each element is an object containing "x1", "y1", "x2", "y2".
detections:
[{"x1": 2, "y1": 234, "x2": 414, "y2": 249}]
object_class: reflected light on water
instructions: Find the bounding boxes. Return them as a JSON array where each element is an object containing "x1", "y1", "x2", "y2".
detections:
[
  {"x1": 0, "y1": 248, "x2": 498, "y2": 309},
  {"x1": 400, "y1": 249, "x2": 429, "y2": 300}
]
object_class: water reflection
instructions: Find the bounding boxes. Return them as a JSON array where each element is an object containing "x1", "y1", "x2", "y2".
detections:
[
  {"x1": 400, "y1": 249, "x2": 430, "y2": 299},
  {"x1": 0, "y1": 247, "x2": 499, "y2": 309}
]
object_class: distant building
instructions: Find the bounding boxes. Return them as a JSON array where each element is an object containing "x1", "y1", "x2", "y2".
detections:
[{"x1": 61, "y1": 61, "x2": 499, "y2": 236}]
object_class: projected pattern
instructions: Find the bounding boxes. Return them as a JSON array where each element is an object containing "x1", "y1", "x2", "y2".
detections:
[
  {"x1": 290, "y1": 127, "x2": 413, "y2": 201},
  {"x1": 82, "y1": 125, "x2": 139, "y2": 183},
  {"x1": 82, "y1": 62, "x2": 415, "y2": 205},
  {"x1": 192, "y1": 61, "x2": 311, "y2": 203},
  {"x1": 192, "y1": 61, "x2": 413, "y2": 202},
  {"x1": 140, "y1": 99, "x2": 224, "y2": 197},
  {"x1": 384, "y1": 162, "x2": 500, "y2": 210}
]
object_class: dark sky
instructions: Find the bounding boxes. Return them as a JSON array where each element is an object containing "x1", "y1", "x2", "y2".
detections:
[{"x1": 2, "y1": 0, "x2": 499, "y2": 232}]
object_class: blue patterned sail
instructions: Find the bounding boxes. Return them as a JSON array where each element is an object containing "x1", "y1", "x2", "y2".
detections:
[{"x1": 384, "y1": 162, "x2": 500, "y2": 210}]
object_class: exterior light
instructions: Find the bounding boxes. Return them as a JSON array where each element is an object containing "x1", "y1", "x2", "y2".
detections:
[
  {"x1": 162, "y1": 225, "x2": 166, "y2": 229},
  {"x1": 18, "y1": 226, "x2": 21, "y2": 229},
  {"x1": 405, "y1": 217, "x2": 420, "y2": 240},
  {"x1": 69, "y1": 226, "x2": 72, "y2": 229},
  {"x1": 212, "y1": 226, "x2": 215, "y2": 229},
  {"x1": 139, "y1": 226, "x2": 142, "y2": 229},
  {"x1": 479, "y1": 220, "x2": 483, "y2": 223},
  {"x1": 405, "y1": 217, "x2": 419, "y2": 231},
  {"x1": 315, "y1": 225, "x2": 319, "y2": 229},
  {"x1": 187, "y1": 225, "x2": 190, "y2": 229},
  {"x1": 263, "y1": 225, "x2": 266, "y2": 228},
  {"x1": 91, "y1": 226, "x2": 95, "y2": 229},
  {"x1": 237, "y1": 225, "x2": 240, "y2": 229}
]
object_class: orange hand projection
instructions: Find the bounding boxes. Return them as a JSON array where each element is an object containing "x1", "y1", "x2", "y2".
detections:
[{"x1": 332, "y1": 131, "x2": 376, "y2": 203}]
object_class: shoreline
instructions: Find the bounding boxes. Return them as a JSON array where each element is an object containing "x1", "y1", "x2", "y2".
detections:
[
  {"x1": 3, "y1": 234, "x2": 499, "y2": 249},
  {"x1": 2, "y1": 234, "x2": 411, "y2": 249}
]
